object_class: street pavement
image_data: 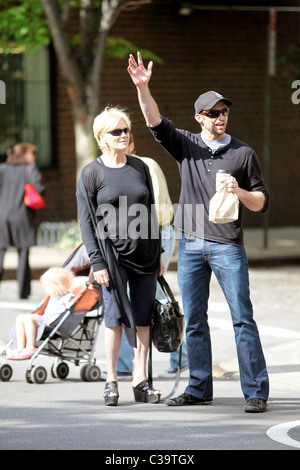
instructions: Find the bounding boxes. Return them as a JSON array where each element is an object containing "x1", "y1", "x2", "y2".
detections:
[{"x1": 0, "y1": 227, "x2": 300, "y2": 451}]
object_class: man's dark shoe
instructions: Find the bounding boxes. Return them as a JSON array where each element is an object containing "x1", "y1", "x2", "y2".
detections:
[
  {"x1": 244, "y1": 398, "x2": 267, "y2": 413},
  {"x1": 165, "y1": 392, "x2": 213, "y2": 406}
]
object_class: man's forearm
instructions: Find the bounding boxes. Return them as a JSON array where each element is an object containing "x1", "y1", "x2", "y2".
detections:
[
  {"x1": 137, "y1": 85, "x2": 162, "y2": 127},
  {"x1": 236, "y1": 188, "x2": 266, "y2": 212}
]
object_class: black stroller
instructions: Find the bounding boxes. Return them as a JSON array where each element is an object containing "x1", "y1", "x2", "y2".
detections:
[{"x1": 0, "y1": 243, "x2": 104, "y2": 384}]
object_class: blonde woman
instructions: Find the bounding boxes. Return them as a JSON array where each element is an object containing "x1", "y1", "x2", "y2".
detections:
[
  {"x1": 7, "y1": 268, "x2": 75, "y2": 360},
  {"x1": 76, "y1": 106, "x2": 163, "y2": 406}
]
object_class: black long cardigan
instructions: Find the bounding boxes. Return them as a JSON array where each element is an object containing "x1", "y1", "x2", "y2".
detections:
[{"x1": 76, "y1": 157, "x2": 161, "y2": 348}]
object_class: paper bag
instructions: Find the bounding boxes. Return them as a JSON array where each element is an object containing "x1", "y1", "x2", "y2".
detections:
[{"x1": 209, "y1": 183, "x2": 239, "y2": 224}]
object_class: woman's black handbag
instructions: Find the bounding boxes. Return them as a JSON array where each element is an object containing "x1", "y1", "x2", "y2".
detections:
[
  {"x1": 151, "y1": 276, "x2": 185, "y2": 353},
  {"x1": 148, "y1": 276, "x2": 186, "y2": 400}
]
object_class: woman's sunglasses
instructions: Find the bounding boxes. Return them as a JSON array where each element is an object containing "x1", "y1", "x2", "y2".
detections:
[
  {"x1": 201, "y1": 108, "x2": 229, "y2": 119},
  {"x1": 107, "y1": 127, "x2": 129, "y2": 136}
]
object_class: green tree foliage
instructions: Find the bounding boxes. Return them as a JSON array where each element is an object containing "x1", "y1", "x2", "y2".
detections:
[
  {"x1": 0, "y1": 0, "x2": 162, "y2": 175},
  {"x1": 0, "y1": 1, "x2": 50, "y2": 53}
]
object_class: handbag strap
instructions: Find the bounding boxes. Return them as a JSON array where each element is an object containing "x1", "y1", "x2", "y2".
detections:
[
  {"x1": 157, "y1": 275, "x2": 177, "y2": 303},
  {"x1": 148, "y1": 332, "x2": 182, "y2": 401},
  {"x1": 161, "y1": 345, "x2": 182, "y2": 401}
]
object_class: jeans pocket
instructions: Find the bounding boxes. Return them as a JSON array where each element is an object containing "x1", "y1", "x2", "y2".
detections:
[{"x1": 179, "y1": 232, "x2": 204, "y2": 251}]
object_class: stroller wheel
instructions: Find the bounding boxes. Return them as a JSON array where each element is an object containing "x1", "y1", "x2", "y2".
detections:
[
  {"x1": 0, "y1": 364, "x2": 13, "y2": 382},
  {"x1": 33, "y1": 366, "x2": 47, "y2": 384},
  {"x1": 26, "y1": 369, "x2": 34, "y2": 384},
  {"x1": 87, "y1": 365, "x2": 101, "y2": 382},
  {"x1": 56, "y1": 362, "x2": 69, "y2": 380},
  {"x1": 81, "y1": 364, "x2": 101, "y2": 382},
  {"x1": 80, "y1": 364, "x2": 89, "y2": 381},
  {"x1": 51, "y1": 361, "x2": 69, "y2": 380}
]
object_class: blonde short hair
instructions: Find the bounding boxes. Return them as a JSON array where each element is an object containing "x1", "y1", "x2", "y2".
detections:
[
  {"x1": 40, "y1": 268, "x2": 74, "y2": 297},
  {"x1": 93, "y1": 106, "x2": 131, "y2": 150}
]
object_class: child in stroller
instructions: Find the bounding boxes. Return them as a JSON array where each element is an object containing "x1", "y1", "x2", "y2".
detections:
[
  {"x1": 6, "y1": 267, "x2": 76, "y2": 360},
  {"x1": 0, "y1": 243, "x2": 103, "y2": 384}
]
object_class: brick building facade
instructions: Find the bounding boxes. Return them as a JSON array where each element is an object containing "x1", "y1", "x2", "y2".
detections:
[{"x1": 38, "y1": 3, "x2": 300, "y2": 229}]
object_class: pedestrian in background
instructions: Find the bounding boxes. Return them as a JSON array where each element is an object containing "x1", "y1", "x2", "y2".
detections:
[
  {"x1": 0, "y1": 142, "x2": 45, "y2": 299},
  {"x1": 128, "y1": 52, "x2": 269, "y2": 413}
]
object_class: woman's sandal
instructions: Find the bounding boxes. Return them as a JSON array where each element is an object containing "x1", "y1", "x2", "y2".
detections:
[
  {"x1": 103, "y1": 381, "x2": 119, "y2": 406},
  {"x1": 133, "y1": 379, "x2": 161, "y2": 403}
]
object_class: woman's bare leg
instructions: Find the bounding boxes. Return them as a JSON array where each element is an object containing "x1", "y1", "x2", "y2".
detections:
[
  {"x1": 132, "y1": 325, "x2": 150, "y2": 387},
  {"x1": 105, "y1": 326, "x2": 122, "y2": 383}
]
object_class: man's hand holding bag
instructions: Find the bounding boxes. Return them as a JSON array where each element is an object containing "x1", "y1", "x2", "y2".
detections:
[{"x1": 209, "y1": 170, "x2": 239, "y2": 224}]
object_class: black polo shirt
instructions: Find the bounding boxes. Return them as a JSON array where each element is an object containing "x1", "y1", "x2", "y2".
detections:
[{"x1": 150, "y1": 115, "x2": 269, "y2": 246}]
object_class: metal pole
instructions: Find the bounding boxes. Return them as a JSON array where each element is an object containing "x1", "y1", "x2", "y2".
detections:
[{"x1": 263, "y1": 8, "x2": 277, "y2": 249}]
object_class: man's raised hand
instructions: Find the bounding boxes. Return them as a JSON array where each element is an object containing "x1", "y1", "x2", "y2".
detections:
[{"x1": 127, "y1": 52, "x2": 153, "y2": 87}]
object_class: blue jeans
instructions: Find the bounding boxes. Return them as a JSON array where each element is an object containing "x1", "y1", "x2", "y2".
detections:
[
  {"x1": 178, "y1": 233, "x2": 269, "y2": 402},
  {"x1": 117, "y1": 225, "x2": 188, "y2": 372}
]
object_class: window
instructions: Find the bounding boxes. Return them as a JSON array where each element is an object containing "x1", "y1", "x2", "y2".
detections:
[{"x1": 0, "y1": 47, "x2": 54, "y2": 168}]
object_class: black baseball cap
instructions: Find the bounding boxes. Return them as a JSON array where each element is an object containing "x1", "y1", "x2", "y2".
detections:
[{"x1": 194, "y1": 91, "x2": 232, "y2": 114}]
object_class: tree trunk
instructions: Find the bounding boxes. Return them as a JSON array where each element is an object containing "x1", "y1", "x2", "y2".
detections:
[
  {"x1": 41, "y1": 0, "x2": 151, "y2": 181},
  {"x1": 41, "y1": 0, "x2": 100, "y2": 179},
  {"x1": 73, "y1": 111, "x2": 97, "y2": 183}
]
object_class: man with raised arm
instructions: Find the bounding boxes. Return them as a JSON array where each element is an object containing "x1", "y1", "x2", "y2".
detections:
[{"x1": 128, "y1": 52, "x2": 269, "y2": 413}]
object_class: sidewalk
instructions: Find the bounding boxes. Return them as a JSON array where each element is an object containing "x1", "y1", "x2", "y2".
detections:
[
  {"x1": 243, "y1": 226, "x2": 300, "y2": 266},
  {"x1": 1, "y1": 228, "x2": 300, "y2": 450},
  {"x1": 2, "y1": 226, "x2": 300, "y2": 279}
]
